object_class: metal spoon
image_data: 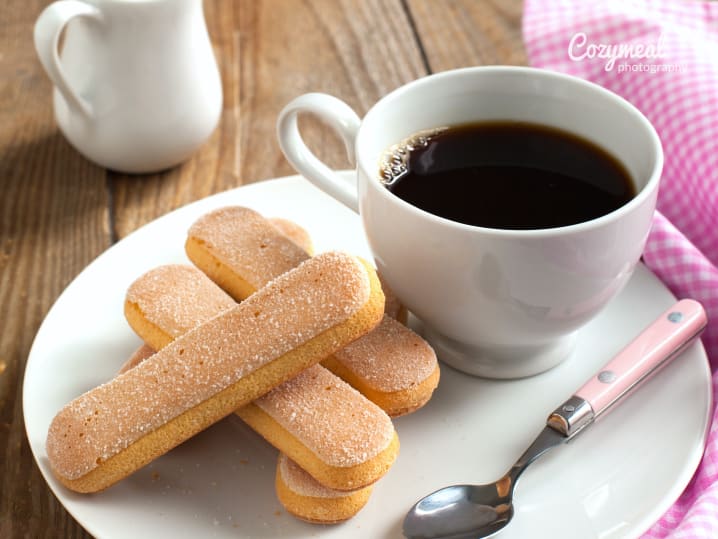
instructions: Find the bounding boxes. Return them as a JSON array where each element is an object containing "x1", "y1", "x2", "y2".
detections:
[{"x1": 403, "y1": 299, "x2": 707, "y2": 539}]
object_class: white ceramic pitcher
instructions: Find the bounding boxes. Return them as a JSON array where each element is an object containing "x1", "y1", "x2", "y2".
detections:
[{"x1": 34, "y1": 0, "x2": 222, "y2": 173}]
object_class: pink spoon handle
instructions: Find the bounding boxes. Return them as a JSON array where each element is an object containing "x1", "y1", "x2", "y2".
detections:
[
  {"x1": 548, "y1": 299, "x2": 707, "y2": 438},
  {"x1": 575, "y1": 298, "x2": 707, "y2": 418}
]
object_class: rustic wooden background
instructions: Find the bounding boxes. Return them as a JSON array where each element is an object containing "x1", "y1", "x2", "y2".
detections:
[{"x1": 0, "y1": 0, "x2": 525, "y2": 536}]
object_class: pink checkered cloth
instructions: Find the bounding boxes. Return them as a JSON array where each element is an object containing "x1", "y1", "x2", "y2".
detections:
[{"x1": 522, "y1": 0, "x2": 718, "y2": 536}]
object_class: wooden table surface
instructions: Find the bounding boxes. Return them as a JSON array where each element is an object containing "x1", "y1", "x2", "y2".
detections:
[{"x1": 0, "y1": 1, "x2": 525, "y2": 536}]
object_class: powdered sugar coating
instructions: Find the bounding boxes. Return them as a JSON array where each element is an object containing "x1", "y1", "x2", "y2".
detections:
[
  {"x1": 278, "y1": 453, "x2": 359, "y2": 499},
  {"x1": 188, "y1": 207, "x2": 309, "y2": 290},
  {"x1": 269, "y1": 217, "x2": 313, "y2": 254},
  {"x1": 189, "y1": 210, "x2": 430, "y2": 398},
  {"x1": 189, "y1": 209, "x2": 434, "y2": 394},
  {"x1": 126, "y1": 265, "x2": 235, "y2": 338},
  {"x1": 118, "y1": 344, "x2": 155, "y2": 374},
  {"x1": 255, "y1": 364, "x2": 394, "y2": 468},
  {"x1": 47, "y1": 252, "x2": 371, "y2": 480},
  {"x1": 334, "y1": 316, "x2": 437, "y2": 392}
]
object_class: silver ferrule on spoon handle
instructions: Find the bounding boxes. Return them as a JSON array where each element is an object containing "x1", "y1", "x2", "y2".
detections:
[
  {"x1": 547, "y1": 299, "x2": 707, "y2": 439},
  {"x1": 547, "y1": 396, "x2": 594, "y2": 438}
]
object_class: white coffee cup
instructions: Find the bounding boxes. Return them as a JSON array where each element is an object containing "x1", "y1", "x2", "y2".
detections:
[{"x1": 277, "y1": 66, "x2": 663, "y2": 379}]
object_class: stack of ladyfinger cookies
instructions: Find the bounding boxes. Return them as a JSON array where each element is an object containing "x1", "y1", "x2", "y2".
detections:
[{"x1": 46, "y1": 206, "x2": 440, "y2": 525}]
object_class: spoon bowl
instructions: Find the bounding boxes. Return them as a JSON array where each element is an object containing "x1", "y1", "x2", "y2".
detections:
[
  {"x1": 403, "y1": 425, "x2": 564, "y2": 539},
  {"x1": 404, "y1": 483, "x2": 513, "y2": 539}
]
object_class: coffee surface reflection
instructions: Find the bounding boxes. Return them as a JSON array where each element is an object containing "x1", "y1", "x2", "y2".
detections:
[{"x1": 381, "y1": 122, "x2": 635, "y2": 230}]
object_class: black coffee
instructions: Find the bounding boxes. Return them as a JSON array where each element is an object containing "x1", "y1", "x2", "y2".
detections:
[{"x1": 380, "y1": 122, "x2": 635, "y2": 229}]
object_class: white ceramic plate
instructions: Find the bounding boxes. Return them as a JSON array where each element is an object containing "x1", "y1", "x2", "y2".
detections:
[{"x1": 24, "y1": 173, "x2": 711, "y2": 539}]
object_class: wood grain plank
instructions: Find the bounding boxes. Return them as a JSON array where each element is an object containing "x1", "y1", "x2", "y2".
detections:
[
  {"x1": 406, "y1": 0, "x2": 527, "y2": 70},
  {"x1": 0, "y1": 2, "x2": 109, "y2": 538},
  {"x1": 111, "y1": 0, "x2": 428, "y2": 239}
]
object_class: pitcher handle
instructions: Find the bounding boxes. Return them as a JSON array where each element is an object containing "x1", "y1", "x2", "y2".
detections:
[
  {"x1": 34, "y1": 0, "x2": 102, "y2": 118},
  {"x1": 277, "y1": 93, "x2": 362, "y2": 212}
]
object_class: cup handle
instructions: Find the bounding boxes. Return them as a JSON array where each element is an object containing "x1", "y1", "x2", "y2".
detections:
[
  {"x1": 277, "y1": 93, "x2": 362, "y2": 212},
  {"x1": 33, "y1": 0, "x2": 102, "y2": 118}
]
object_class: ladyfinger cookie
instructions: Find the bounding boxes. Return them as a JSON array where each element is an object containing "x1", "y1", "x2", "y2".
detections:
[
  {"x1": 185, "y1": 206, "x2": 309, "y2": 301},
  {"x1": 124, "y1": 264, "x2": 399, "y2": 490},
  {"x1": 118, "y1": 344, "x2": 155, "y2": 373},
  {"x1": 186, "y1": 206, "x2": 401, "y2": 319},
  {"x1": 124, "y1": 264, "x2": 236, "y2": 350},
  {"x1": 269, "y1": 217, "x2": 314, "y2": 254},
  {"x1": 117, "y1": 344, "x2": 376, "y2": 522},
  {"x1": 323, "y1": 316, "x2": 440, "y2": 416},
  {"x1": 47, "y1": 252, "x2": 384, "y2": 493},
  {"x1": 185, "y1": 206, "x2": 439, "y2": 417},
  {"x1": 238, "y1": 364, "x2": 398, "y2": 490},
  {"x1": 276, "y1": 453, "x2": 373, "y2": 524}
]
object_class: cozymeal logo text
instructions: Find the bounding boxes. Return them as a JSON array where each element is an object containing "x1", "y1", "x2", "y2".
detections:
[{"x1": 568, "y1": 32, "x2": 683, "y2": 73}]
